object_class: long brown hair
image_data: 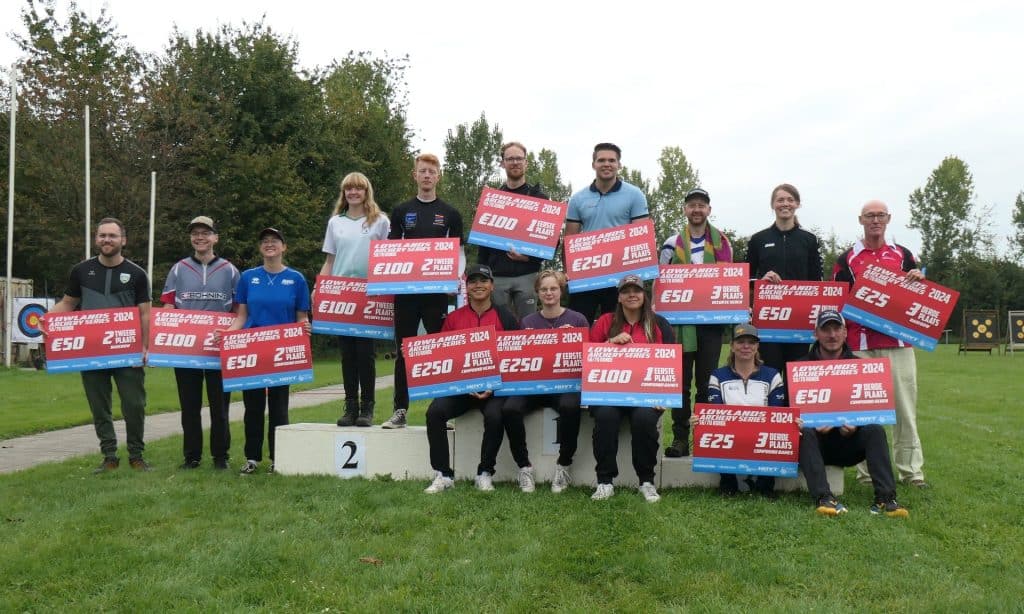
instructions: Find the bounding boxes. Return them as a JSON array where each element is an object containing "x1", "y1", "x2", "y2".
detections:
[
  {"x1": 332, "y1": 172, "x2": 383, "y2": 227},
  {"x1": 608, "y1": 285, "x2": 658, "y2": 342}
]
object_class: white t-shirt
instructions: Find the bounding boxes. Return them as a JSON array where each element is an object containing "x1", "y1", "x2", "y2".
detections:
[{"x1": 321, "y1": 213, "x2": 391, "y2": 277}]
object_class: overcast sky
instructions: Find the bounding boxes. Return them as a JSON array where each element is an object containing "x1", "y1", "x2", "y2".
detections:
[{"x1": 4, "y1": 0, "x2": 1023, "y2": 257}]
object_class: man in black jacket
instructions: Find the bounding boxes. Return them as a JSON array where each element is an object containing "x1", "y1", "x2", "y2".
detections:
[
  {"x1": 476, "y1": 142, "x2": 548, "y2": 320},
  {"x1": 796, "y1": 309, "x2": 909, "y2": 518}
]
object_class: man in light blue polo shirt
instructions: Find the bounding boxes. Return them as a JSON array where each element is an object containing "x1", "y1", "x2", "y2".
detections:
[{"x1": 564, "y1": 142, "x2": 649, "y2": 323}]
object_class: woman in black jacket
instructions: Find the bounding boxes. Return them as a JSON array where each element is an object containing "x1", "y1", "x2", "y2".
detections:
[{"x1": 745, "y1": 183, "x2": 823, "y2": 376}]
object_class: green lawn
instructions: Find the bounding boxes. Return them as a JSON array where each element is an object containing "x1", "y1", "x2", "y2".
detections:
[
  {"x1": 1, "y1": 346, "x2": 1022, "y2": 610},
  {"x1": 0, "y1": 356, "x2": 395, "y2": 440}
]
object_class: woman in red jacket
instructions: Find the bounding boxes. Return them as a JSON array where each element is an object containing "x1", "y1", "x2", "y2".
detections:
[{"x1": 589, "y1": 274, "x2": 675, "y2": 503}]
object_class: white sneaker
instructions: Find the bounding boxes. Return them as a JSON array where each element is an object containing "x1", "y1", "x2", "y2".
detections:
[
  {"x1": 381, "y1": 409, "x2": 407, "y2": 429},
  {"x1": 639, "y1": 482, "x2": 661, "y2": 503},
  {"x1": 239, "y1": 460, "x2": 258, "y2": 475},
  {"x1": 424, "y1": 472, "x2": 454, "y2": 494},
  {"x1": 551, "y1": 464, "x2": 571, "y2": 494},
  {"x1": 591, "y1": 483, "x2": 614, "y2": 500},
  {"x1": 517, "y1": 466, "x2": 536, "y2": 493},
  {"x1": 475, "y1": 471, "x2": 495, "y2": 492}
]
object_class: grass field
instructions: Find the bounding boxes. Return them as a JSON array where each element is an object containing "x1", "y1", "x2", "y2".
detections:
[
  {"x1": 1, "y1": 346, "x2": 1022, "y2": 611},
  {"x1": 0, "y1": 357, "x2": 395, "y2": 440}
]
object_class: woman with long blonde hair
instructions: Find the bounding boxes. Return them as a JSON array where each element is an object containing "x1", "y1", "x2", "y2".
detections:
[{"x1": 318, "y1": 172, "x2": 391, "y2": 427}]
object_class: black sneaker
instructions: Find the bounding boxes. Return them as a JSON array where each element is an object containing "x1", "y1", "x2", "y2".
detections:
[
  {"x1": 179, "y1": 459, "x2": 201, "y2": 470},
  {"x1": 93, "y1": 456, "x2": 120, "y2": 474},
  {"x1": 871, "y1": 499, "x2": 910, "y2": 518},
  {"x1": 213, "y1": 458, "x2": 229, "y2": 470},
  {"x1": 129, "y1": 457, "x2": 153, "y2": 472}
]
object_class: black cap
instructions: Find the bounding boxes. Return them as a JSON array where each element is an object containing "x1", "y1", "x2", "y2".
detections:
[
  {"x1": 816, "y1": 309, "x2": 845, "y2": 328},
  {"x1": 733, "y1": 323, "x2": 760, "y2": 340},
  {"x1": 685, "y1": 188, "x2": 710, "y2": 204},
  {"x1": 465, "y1": 264, "x2": 494, "y2": 281},
  {"x1": 259, "y1": 227, "x2": 285, "y2": 243}
]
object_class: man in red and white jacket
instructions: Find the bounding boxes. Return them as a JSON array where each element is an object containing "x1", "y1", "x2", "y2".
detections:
[{"x1": 833, "y1": 200, "x2": 929, "y2": 488}]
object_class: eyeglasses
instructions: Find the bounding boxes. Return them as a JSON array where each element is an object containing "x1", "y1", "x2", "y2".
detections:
[
  {"x1": 861, "y1": 213, "x2": 890, "y2": 221},
  {"x1": 503, "y1": 156, "x2": 526, "y2": 164}
]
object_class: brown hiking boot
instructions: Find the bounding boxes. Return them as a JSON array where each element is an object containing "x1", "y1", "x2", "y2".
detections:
[
  {"x1": 129, "y1": 457, "x2": 152, "y2": 472},
  {"x1": 93, "y1": 457, "x2": 120, "y2": 474}
]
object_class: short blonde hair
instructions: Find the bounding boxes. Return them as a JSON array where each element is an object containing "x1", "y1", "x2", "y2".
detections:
[{"x1": 534, "y1": 269, "x2": 568, "y2": 293}]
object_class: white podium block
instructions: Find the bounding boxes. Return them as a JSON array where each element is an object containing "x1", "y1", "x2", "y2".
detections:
[
  {"x1": 274, "y1": 423, "x2": 447, "y2": 480},
  {"x1": 452, "y1": 407, "x2": 661, "y2": 488},
  {"x1": 660, "y1": 456, "x2": 845, "y2": 494}
]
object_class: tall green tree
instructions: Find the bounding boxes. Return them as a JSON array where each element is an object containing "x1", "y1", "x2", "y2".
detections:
[
  {"x1": 143, "y1": 21, "x2": 329, "y2": 281},
  {"x1": 1011, "y1": 190, "x2": 1024, "y2": 261},
  {"x1": 526, "y1": 148, "x2": 571, "y2": 202},
  {"x1": 319, "y1": 52, "x2": 414, "y2": 209},
  {"x1": 908, "y1": 155, "x2": 977, "y2": 285},
  {"x1": 7, "y1": 0, "x2": 150, "y2": 294},
  {"x1": 619, "y1": 166, "x2": 652, "y2": 204},
  {"x1": 440, "y1": 112, "x2": 503, "y2": 226},
  {"x1": 649, "y1": 146, "x2": 701, "y2": 238}
]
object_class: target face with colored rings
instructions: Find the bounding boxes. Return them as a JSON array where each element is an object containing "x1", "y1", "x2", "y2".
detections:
[{"x1": 17, "y1": 303, "x2": 48, "y2": 338}]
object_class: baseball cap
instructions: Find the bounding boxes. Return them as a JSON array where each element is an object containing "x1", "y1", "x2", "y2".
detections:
[
  {"x1": 465, "y1": 264, "x2": 494, "y2": 281},
  {"x1": 187, "y1": 216, "x2": 216, "y2": 233},
  {"x1": 684, "y1": 188, "x2": 711, "y2": 203},
  {"x1": 816, "y1": 309, "x2": 845, "y2": 328},
  {"x1": 733, "y1": 323, "x2": 760, "y2": 340},
  {"x1": 616, "y1": 274, "x2": 645, "y2": 291},
  {"x1": 259, "y1": 227, "x2": 285, "y2": 242}
]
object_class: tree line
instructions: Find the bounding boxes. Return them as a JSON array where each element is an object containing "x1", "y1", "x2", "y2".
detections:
[{"x1": 2, "y1": 1, "x2": 1023, "y2": 339}]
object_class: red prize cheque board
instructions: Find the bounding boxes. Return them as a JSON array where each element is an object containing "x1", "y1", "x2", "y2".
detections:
[
  {"x1": 788, "y1": 358, "x2": 896, "y2": 427},
  {"x1": 220, "y1": 323, "x2": 313, "y2": 392},
  {"x1": 147, "y1": 309, "x2": 237, "y2": 369},
  {"x1": 752, "y1": 281, "x2": 847, "y2": 343},
  {"x1": 311, "y1": 275, "x2": 394, "y2": 339},
  {"x1": 691, "y1": 404, "x2": 799, "y2": 477},
  {"x1": 841, "y1": 264, "x2": 959, "y2": 351},
  {"x1": 45, "y1": 307, "x2": 143, "y2": 373},
  {"x1": 653, "y1": 264, "x2": 749, "y2": 324},
  {"x1": 494, "y1": 328, "x2": 587, "y2": 396},
  {"x1": 366, "y1": 238, "x2": 460, "y2": 295},
  {"x1": 403, "y1": 326, "x2": 502, "y2": 400},
  {"x1": 580, "y1": 342, "x2": 683, "y2": 408},
  {"x1": 467, "y1": 187, "x2": 567, "y2": 260},
  {"x1": 564, "y1": 220, "x2": 659, "y2": 292}
]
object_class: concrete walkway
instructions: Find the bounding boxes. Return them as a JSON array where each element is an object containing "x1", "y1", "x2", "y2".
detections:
[{"x1": 0, "y1": 375, "x2": 394, "y2": 474}]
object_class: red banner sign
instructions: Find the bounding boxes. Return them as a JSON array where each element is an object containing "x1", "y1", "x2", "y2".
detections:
[
  {"x1": 311, "y1": 275, "x2": 394, "y2": 339},
  {"x1": 788, "y1": 358, "x2": 896, "y2": 427},
  {"x1": 366, "y1": 238, "x2": 460, "y2": 295},
  {"x1": 564, "y1": 220, "x2": 659, "y2": 292},
  {"x1": 494, "y1": 328, "x2": 587, "y2": 395},
  {"x1": 691, "y1": 403, "x2": 799, "y2": 477},
  {"x1": 147, "y1": 309, "x2": 237, "y2": 369},
  {"x1": 467, "y1": 187, "x2": 568, "y2": 260},
  {"x1": 579, "y1": 342, "x2": 683, "y2": 408},
  {"x1": 220, "y1": 323, "x2": 313, "y2": 391},
  {"x1": 752, "y1": 281, "x2": 848, "y2": 342},
  {"x1": 403, "y1": 326, "x2": 502, "y2": 400},
  {"x1": 652, "y1": 263, "x2": 750, "y2": 324},
  {"x1": 841, "y1": 265, "x2": 959, "y2": 351},
  {"x1": 45, "y1": 307, "x2": 144, "y2": 372}
]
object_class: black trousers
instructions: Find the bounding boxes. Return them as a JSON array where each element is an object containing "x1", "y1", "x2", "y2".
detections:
[
  {"x1": 799, "y1": 425, "x2": 897, "y2": 501},
  {"x1": 591, "y1": 405, "x2": 661, "y2": 484},
  {"x1": 393, "y1": 293, "x2": 448, "y2": 409},
  {"x1": 568, "y1": 287, "x2": 618, "y2": 325},
  {"x1": 242, "y1": 386, "x2": 289, "y2": 461},
  {"x1": 340, "y1": 336, "x2": 376, "y2": 404},
  {"x1": 502, "y1": 393, "x2": 582, "y2": 468},
  {"x1": 671, "y1": 325, "x2": 724, "y2": 441},
  {"x1": 174, "y1": 367, "x2": 231, "y2": 462},
  {"x1": 425, "y1": 394, "x2": 504, "y2": 478}
]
